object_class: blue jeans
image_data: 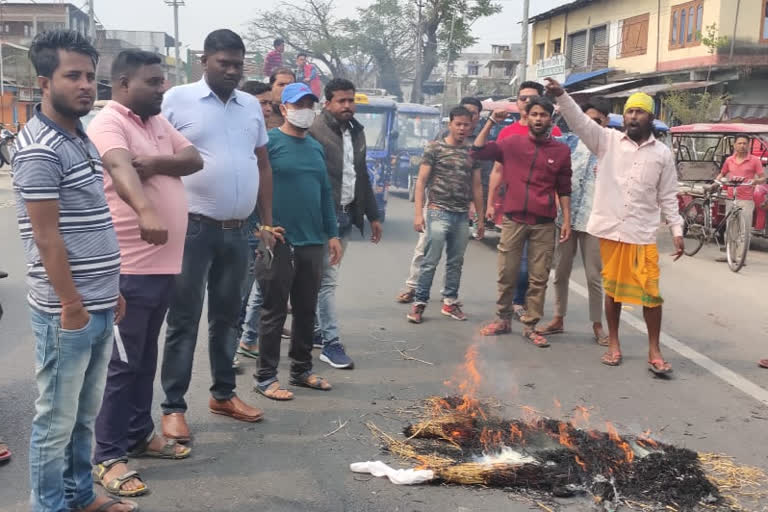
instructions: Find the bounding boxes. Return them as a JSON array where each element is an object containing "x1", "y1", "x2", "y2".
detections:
[
  {"x1": 415, "y1": 209, "x2": 470, "y2": 304},
  {"x1": 161, "y1": 217, "x2": 249, "y2": 414},
  {"x1": 240, "y1": 267, "x2": 263, "y2": 347},
  {"x1": 316, "y1": 210, "x2": 352, "y2": 346},
  {"x1": 513, "y1": 241, "x2": 529, "y2": 305},
  {"x1": 28, "y1": 307, "x2": 115, "y2": 512}
]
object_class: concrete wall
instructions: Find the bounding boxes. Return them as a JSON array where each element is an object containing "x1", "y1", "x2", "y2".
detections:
[{"x1": 529, "y1": 0, "x2": 766, "y2": 77}]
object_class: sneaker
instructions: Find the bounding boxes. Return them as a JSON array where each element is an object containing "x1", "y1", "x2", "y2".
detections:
[
  {"x1": 407, "y1": 304, "x2": 426, "y2": 324},
  {"x1": 232, "y1": 355, "x2": 242, "y2": 372},
  {"x1": 320, "y1": 343, "x2": 354, "y2": 369},
  {"x1": 312, "y1": 330, "x2": 324, "y2": 349},
  {"x1": 441, "y1": 302, "x2": 467, "y2": 321},
  {"x1": 281, "y1": 327, "x2": 291, "y2": 339}
]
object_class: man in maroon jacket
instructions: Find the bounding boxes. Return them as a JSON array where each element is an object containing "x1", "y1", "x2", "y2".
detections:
[{"x1": 472, "y1": 96, "x2": 572, "y2": 346}]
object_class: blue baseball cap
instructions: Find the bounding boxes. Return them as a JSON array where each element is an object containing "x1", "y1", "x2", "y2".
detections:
[{"x1": 281, "y1": 82, "x2": 318, "y2": 104}]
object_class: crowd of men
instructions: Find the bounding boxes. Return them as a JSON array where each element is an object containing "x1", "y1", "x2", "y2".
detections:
[{"x1": 2, "y1": 23, "x2": 767, "y2": 512}]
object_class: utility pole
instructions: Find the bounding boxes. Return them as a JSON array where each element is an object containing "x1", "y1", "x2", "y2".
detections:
[
  {"x1": 88, "y1": 0, "x2": 95, "y2": 41},
  {"x1": 440, "y1": 12, "x2": 456, "y2": 116},
  {"x1": 413, "y1": 0, "x2": 423, "y2": 103},
  {"x1": 165, "y1": 0, "x2": 185, "y2": 85},
  {"x1": 519, "y1": 0, "x2": 529, "y2": 83}
]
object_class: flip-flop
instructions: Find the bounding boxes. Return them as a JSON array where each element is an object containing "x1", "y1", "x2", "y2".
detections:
[
  {"x1": 236, "y1": 345, "x2": 259, "y2": 359},
  {"x1": 0, "y1": 443, "x2": 10, "y2": 463},
  {"x1": 594, "y1": 335, "x2": 610, "y2": 347},
  {"x1": 74, "y1": 498, "x2": 140, "y2": 512},
  {"x1": 601, "y1": 351, "x2": 622, "y2": 366},
  {"x1": 480, "y1": 319, "x2": 512, "y2": 336},
  {"x1": 523, "y1": 329, "x2": 550, "y2": 348},
  {"x1": 648, "y1": 359, "x2": 673, "y2": 375},
  {"x1": 535, "y1": 326, "x2": 564, "y2": 336},
  {"x1": 759, "y1": 359, "x2": 768, "y2": 369}
]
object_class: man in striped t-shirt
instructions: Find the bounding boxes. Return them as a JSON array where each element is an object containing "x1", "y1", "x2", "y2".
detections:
[{"x1": 12, "y1": 31, "x2": 133, "y2": 512}]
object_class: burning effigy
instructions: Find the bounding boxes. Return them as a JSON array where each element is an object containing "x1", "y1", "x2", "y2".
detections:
[{"x1": 358, "y1": 344, "x2": 767, "y2": 511}]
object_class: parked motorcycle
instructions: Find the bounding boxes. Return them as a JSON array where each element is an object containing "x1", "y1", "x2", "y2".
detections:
[{"x1": 0, "y1": 126, "x2": 16, "y2": 167}]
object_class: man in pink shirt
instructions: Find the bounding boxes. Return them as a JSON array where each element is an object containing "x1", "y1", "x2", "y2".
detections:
[
  {"x1": 547, "y1": 78, "x2": 683, "y2": 376},
  {"x1": 713, "y1": 134, "x2": 765, "y2": 246},
  {"x1": 88, "y1": 49, "x2": 203, "y2": 497}
]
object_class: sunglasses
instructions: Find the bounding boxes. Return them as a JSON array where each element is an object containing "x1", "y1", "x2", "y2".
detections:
[{"x1": 518, "y1": 94, "x2": 539, "y2": 102}]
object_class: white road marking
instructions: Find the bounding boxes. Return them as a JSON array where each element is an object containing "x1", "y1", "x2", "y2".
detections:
[{"x1": 567, "y1": 278, "x2": 768, "y2": 406}]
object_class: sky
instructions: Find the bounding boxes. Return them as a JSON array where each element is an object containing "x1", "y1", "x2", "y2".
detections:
[{"x1": 84, "y1": 0, "x2": 569, "y2": 54}]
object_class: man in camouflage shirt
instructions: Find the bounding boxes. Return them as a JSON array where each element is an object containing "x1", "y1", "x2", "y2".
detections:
[{"x1": 406, "y1": 106, "x2": 484, "y2": 324}]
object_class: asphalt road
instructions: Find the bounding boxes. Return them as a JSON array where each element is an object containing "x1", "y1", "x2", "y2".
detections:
[{"x1": 1, "y1": 181, "x2": 767, "y2": 512}]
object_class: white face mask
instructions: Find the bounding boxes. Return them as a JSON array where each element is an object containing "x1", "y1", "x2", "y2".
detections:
[{"x1": 285, "y1": 108, "x2": 315, "y2": 129}]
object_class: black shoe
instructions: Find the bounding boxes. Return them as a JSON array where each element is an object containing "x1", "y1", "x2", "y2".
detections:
[{"x1": 0, "y1": 271, "x2": 7, "y2": 279}]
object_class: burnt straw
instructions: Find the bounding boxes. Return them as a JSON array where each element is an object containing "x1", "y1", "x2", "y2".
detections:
[{"x1": 390, "y1": 396, "x2": 721, "y2": 510}]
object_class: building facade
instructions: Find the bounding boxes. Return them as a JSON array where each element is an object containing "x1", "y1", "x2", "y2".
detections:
[{"x1": 527, "y1": 0, "x2": 768, "y2": 121}]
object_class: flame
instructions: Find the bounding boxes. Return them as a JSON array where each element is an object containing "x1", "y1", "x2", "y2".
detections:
[
  {"x1": 574, "y1": 455, "x2": 587, "y2": 471},
  {"x1": 605, "y1": 422, "x2": 635, "y2": 464},
  {"x1": 637, "y1": 429, "x2": 659, "y2": 448},
  {"x1": 479, "y1": 428, "x2": 505, "y2": 450},
  {"x1": 508, "y1": 423, "x2": 523, "y2": 443},
  {"x1": 558, "y1": 422, "x2": 577, "y2": 450}
]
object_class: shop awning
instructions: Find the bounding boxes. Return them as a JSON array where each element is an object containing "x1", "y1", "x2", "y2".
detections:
[
  {"x1": 602, "y1": 81, "x2": 721, "y2": 98},
  {"x1": 570, "y1": 80, "x2": 641, "y2": 95},
  {"x1": 563, "y1": 68, "x2": 613, "y2": 88}
]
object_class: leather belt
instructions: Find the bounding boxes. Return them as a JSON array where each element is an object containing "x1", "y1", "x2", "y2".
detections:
[{"x1": 188, "y1": 213, "x2": 244, "y2": 230}]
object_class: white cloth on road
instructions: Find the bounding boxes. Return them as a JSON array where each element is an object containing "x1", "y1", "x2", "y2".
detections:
[{"x1": 350, "y1": 461, "x2": 434, "y2": 485}]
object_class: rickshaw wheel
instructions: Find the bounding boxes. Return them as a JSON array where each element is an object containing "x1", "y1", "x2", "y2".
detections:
[
  {"x1": 726, "y1": 209, "x2": 750, "y2": 273},
  {"x1": 681, "y1": 199, "x2": 706, "y2": 256}
]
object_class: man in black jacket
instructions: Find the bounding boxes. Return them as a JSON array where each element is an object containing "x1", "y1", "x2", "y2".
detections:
[{"x1": 309, "y1": 78, "x2": 382, "y2": 369}]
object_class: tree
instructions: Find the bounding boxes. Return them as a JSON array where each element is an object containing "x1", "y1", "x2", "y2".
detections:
[
  {"x1": 245, "y1": 0, "x2": 350, "y2": 78},
  {"x1": 343, "y1": 0, "x2": 417, "y2": 100},
  {"x1": 662, "y1": 89, "x2": 724, "y2": 125},
  {"x1": 699, "y1": 22, "x2": 729, "y2": 86},
  {"x1": 412, "y1": 0, "x2": 502, "y2": 103}
]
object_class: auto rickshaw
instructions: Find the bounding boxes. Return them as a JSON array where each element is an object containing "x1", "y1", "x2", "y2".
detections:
[
  {"x1": 390, "y1": 103, "x2": 442, "y2": 201},
  {"x1": 355, "y1": 93, "x2": 398, "y2": 221}
]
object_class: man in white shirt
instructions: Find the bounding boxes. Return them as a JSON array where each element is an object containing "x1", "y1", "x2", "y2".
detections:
[
  {"x1": 160, "y1": 29, "x2": 276, "y2": 440},
  {"x1": 547, "y1": 78, "x2": 683, "y2": 376}
]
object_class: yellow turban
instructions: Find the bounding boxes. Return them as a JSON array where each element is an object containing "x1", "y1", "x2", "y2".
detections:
[{"x1": 624, "y1": 92, "x2": 654, "y2": 115}]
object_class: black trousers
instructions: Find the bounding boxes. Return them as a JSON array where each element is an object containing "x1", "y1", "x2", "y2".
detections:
[
  {"x1": 93, "y1": 274, "x2": 175, "y2": 464},
  {"x1": 256, "y1": 242, "x2": 324, "y2": 382}
]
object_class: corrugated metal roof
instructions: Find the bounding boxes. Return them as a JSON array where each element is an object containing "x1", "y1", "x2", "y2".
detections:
[
  {"x1": 602, "y1": 81, "x2": 721, "y2": 98},
  {"x1": 570, "y1": 80, "x2": 641, "y2": 95},
  {"x1": 563, "y1": 68, "x2": 613, "y2": 87}
]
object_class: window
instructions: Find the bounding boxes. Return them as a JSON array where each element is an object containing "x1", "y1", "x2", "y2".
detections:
[
  {"x1": 566, "y1": 30, "x2": 588, "y2": 67},
  {"x1": 537, "y1": 43, "x2": 545, "y2": 62},
  {"x1": 620, "y1": 13, "x2": 649, "y2": 57},
  {"x1": 552, "y1": 38, "x2": 562, "y2": 54},
  {"x1": 761, "y1": 0, "x2": 768, "y2": 42},
  {"x1": 588, "y1": 25, "x2": 608, "y2": 65},
  {"x1": 670, "y1": 0, "x2": 703, "y2": 49},
  {"x1": 467, "y1": 61, "x2": 479, "y2": 76}
]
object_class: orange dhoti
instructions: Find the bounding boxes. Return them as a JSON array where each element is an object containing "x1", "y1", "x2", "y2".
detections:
[{"x1": 599, "y1": 239, "x2": 663, "y2": 308}]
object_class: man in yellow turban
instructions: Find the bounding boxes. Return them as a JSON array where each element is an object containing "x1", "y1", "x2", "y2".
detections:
[{"x1": 545, "y1": 78, "x2": 684, "y2": 376}]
